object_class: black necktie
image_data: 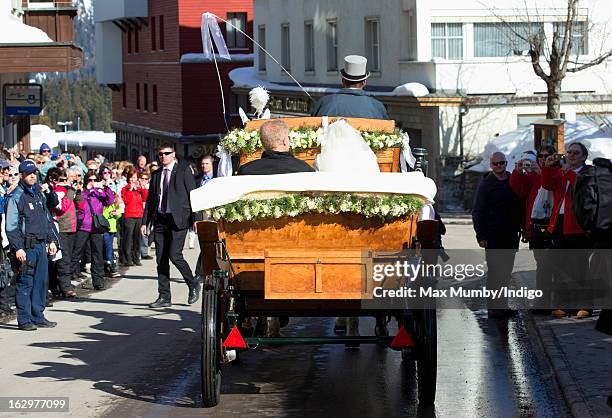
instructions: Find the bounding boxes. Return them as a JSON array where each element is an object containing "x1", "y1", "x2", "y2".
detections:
[{"x1": 161, "y1": 168, "x2": 169, "y2": 213}]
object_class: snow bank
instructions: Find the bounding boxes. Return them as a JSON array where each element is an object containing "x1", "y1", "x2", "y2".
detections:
[{"x1": 470, "y1": 120, "x2": 612, "y2": 172}]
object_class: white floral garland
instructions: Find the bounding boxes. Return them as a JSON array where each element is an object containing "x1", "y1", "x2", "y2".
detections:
[
  {"x1": 220, "y1": 128, "x2": 404, "y2": 154},
  {"x1": 205, "y1": 192, "x2": 424, "y2": 223}
]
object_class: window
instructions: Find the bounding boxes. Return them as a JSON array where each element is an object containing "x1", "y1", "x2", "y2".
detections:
[
  {"x1": 304, "y1": 21, "x2": 315, "y2": 72},
  {"x1": 474, "y1": 22, "x2": 544, "y2": 57},
  {"x1": 365, "y1": 18, "x2": 380, "y2": 72},
  {"x1": 127, "y1": 29, "x2": 132, "y2": 54},
  {"x1": 431, "y1": 23, "x2": 463, "y2": 60},
  {"x1": 122, "y1": 84, "x2": 126, "y2": 108},
  {"x1": 144, "y1": 84, "x2": 149, "y2": 112},
  {"x1": 151, "y1": 16, "x2": 156, "y2": 51},
  {"x1": 517, "y1": 113, "x2": 565, "y2": 128},
  {"x1": 281, "y1": 23, "x2": 291, "y2": 71},
  {"x1": 153, "y1": 85, "x2": 158, "y2": 113},
  {"x1": 159, "y1": 15, "x2": 165, "y2": 50},
  {"x1": 134, "y1": 27, "x2": 140, "y2": 53},
  {"x1": 554, "y1": 21, "x2": 588, "y2": 56},
  {"x1": 326, "y1": 20, "x2": 338, "y2": 71},
  {"x1": 227, "y1": 12, "x2": 247, "y2": 49},
  {"x1": 258, "y1": 25, "x2": 266, "y2": 71},
  {"x1": 136, "y1": 83, "x2": 141, "y2": 110}
]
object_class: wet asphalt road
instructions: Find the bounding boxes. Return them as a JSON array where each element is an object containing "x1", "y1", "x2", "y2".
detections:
[{"x1": 102, "y1": 309, "x2": 569, "y2": 418}]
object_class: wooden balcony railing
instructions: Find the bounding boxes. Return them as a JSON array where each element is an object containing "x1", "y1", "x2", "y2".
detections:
[{"x1": 22, "y1": 0, "x2": 76, "y2": 9}]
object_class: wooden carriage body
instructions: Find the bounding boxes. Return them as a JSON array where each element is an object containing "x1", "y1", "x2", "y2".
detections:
[
  {"x1": 196, "y1": 117, "x2": 438, "y2": 409},
  {"x1": 198, "y1": 116, "x2": 424, "y2": 309}
]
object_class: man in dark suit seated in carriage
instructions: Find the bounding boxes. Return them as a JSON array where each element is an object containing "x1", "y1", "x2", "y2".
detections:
[
  {"x1": 237, "y1": 120, "x2": 315, "y2": 175},
  {"x1": 237, "y1": 119, "x2": 314, "y2": 336}
]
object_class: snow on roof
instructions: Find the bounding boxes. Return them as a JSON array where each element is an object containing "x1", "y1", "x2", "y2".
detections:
[
  {"x1": 392, "y1": 83, "x2": 429, "y2": 97},
  {"x1": 229, "y1": 67, "x2": 339, "y2": 94},
  {"x1": 469, "y1": 120, "x2": 612, "y2": 172},
  {"x1": 30, "y1": 125, "x2": 116, "y2": 151},
  {"x1": 0, "y1": 9, "x2": 53, "y2": 44},
  {"x1": 180, "y1": 53, "x2": 254, "y2": 64},
  {"x1": 228, "y1": 67, "x2": 432, "y2": 97}
]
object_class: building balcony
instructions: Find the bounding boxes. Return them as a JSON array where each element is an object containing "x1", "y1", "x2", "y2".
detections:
[
  {"x1": 93, "y1": 0, "x2": 148, "y2": 23},
  {"x1": 0, "y1": 42, "x2": 82, "y2": 73}
]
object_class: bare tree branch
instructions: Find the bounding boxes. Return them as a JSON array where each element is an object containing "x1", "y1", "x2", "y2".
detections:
[
  {"x1": 567, "y1": 49, "x2": 612, "y2": 72},
  {"x1": 560, "y1": 0, "x2": 578, "y2": 77},
  {"x1": 529, "y1": 35, "x2": 550, "y2": 82}
]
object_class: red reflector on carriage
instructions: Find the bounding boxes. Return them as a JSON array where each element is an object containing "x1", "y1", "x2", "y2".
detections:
[
  {"x1": 223, "y1": 326, "x2": 247, "y2": 349},
  {"x1": 390, "y1": 325, "x2": 414, "y2": 348}
]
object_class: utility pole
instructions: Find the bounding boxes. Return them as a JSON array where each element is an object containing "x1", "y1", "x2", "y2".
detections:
[{"x1": 58, "y1": 121, "x2": 73, "y2": 152}]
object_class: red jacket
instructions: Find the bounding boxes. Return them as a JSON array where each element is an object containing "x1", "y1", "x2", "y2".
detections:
[
  {"x1": 121, "y1": 185, "x2": 148, "y2": 218},
  {"x1": 509, "y1": 169, "x2": 540, "y2": 237},
  {"x1": 541, "y1": 166, "x2": 586, "y2": 235},
  {"x1": 52, "y1": 185, "x2": 77, "y2": 233}
]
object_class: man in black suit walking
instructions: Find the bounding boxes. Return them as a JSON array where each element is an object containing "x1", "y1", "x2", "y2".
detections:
[{"x1": 142, "y1": 143, "x2": 202, "y2": 308}]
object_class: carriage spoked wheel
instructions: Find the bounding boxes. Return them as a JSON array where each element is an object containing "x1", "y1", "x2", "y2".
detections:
[
  {"x1": 415, "y1": 309, "x2": 437, "y2": 406},
  {"x1": 201, "y1": 271, "x2": 223, "y2": 407}
]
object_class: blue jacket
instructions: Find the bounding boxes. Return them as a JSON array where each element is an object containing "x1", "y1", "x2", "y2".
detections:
[
  {"x1": 311, "y1": 88, "x2": 390, "y2": 120},
  {"x1": 5, "y1": 180, "x2": 58, "y2": 252}
]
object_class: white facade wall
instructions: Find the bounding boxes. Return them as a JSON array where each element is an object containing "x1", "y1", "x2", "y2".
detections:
[
  {"x1": 255, "y1": 0, "x2": 612, "y2": 96},
  {"x1": 95, "y1": 22, "x2": 123, "y2": 84}
]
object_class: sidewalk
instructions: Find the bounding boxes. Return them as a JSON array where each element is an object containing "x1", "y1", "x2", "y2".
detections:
[
  {"x1": 533, "y1": 312, "x2": 612, "y2": 417},
  {"x1": 513, "y1": 269, "x2": 612, "y2": 417}
]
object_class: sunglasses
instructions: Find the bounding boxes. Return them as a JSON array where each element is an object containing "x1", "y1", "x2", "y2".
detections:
[
  {"x1": 41, "y1": 150, "x2": 51, "y2": 153},
  {"x1": 566, "y1": 150, "x2": 581, "y2": 156},
  {"x1": 141, "y1": 177, "x2": 149, "y2": 180},
  {"x1": 158, "y1": 151, "x2": 174, "y2": 157},
  {"x1": 492, "y1": 161, "x2": 507, "y2": 166},
  {"x1": 537, "y1": 154, "x2": 551, "y2": 159},
  {"x1": 35, "y1": 161, "x2": 44, "y2": 165},
  {"x1": 87, "y1": 178, "x2": 96, "y2": 182},
  {"x1": 8, "y1": 173, "x2": 18, "y2": 178},
  {"x1": 58, "y1": 178, "x2": 67, "y2": 182}
]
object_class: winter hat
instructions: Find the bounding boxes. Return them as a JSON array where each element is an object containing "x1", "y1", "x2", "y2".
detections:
[{"x1": 39, "y1": 143, "x2": 51, "y2": 153}]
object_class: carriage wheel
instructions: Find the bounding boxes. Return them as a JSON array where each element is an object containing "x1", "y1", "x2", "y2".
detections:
[
  {"x1": 201, "y1": 272, "x2": 222, "y2": 407},
  {"x1": 416, "y1": 309, "x2": 437, "y2": 406}
]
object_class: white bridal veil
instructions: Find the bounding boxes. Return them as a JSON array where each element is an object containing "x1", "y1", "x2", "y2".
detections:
[{"x1": 314, "y1": 120, "x2": 380, "y2": 173}]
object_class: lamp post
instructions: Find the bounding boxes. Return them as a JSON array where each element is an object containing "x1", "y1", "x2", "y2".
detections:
[{"x1": 57, "y1": 121, "x2": 73, "y2": 152}]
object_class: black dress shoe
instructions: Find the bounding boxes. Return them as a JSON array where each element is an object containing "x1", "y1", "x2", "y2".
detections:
[
  {"x1": 142, "y1": 255, "x2": 153, "y2": 260},
  {"x1": 134, "y1": 261, "x2": 143, "y2": 266},
  {"x1": 46, "y1": 300, "x2": 54, "y2": 307},
  {"x1": 36, "y1": 319, "x2": 57, "y2": 328},
  {"x1": 188, "y1": 282, "x2": 202, "y2": 305},
  {"x1": 19, "y1": 323, "x2": 38, "y2": 331},
  {"x1": 149, "y1": 297, "x2": 172, "y2": 308}
]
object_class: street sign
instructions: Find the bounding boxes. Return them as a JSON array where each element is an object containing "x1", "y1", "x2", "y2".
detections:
[{"x1": 3, "y1": 83, "x2": 43, "y2": 116}]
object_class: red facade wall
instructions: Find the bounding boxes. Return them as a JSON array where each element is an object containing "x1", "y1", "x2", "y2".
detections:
[
  {"x1": 112, "y1": 0, "x2": 253, "y2": 139},
  {"x1": 178, "y1": 0, "x2": 254, "y2": 56},
  {"x1": 113, "y1": 64, "x2": 183, "y2": 134}
]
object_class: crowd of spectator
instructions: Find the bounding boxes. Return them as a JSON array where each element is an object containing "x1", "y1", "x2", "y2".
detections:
[
  {"x1": 0, "y1": 143, "x2": 213, "y2": 324},
  {"x1": 474, "y1": 141, "x2": 612, "y2": 320}
]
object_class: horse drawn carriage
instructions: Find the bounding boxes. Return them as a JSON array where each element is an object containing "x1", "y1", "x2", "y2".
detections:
[{"x1": 191, "y1": 117, "x2": 439, "y2": 407}]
